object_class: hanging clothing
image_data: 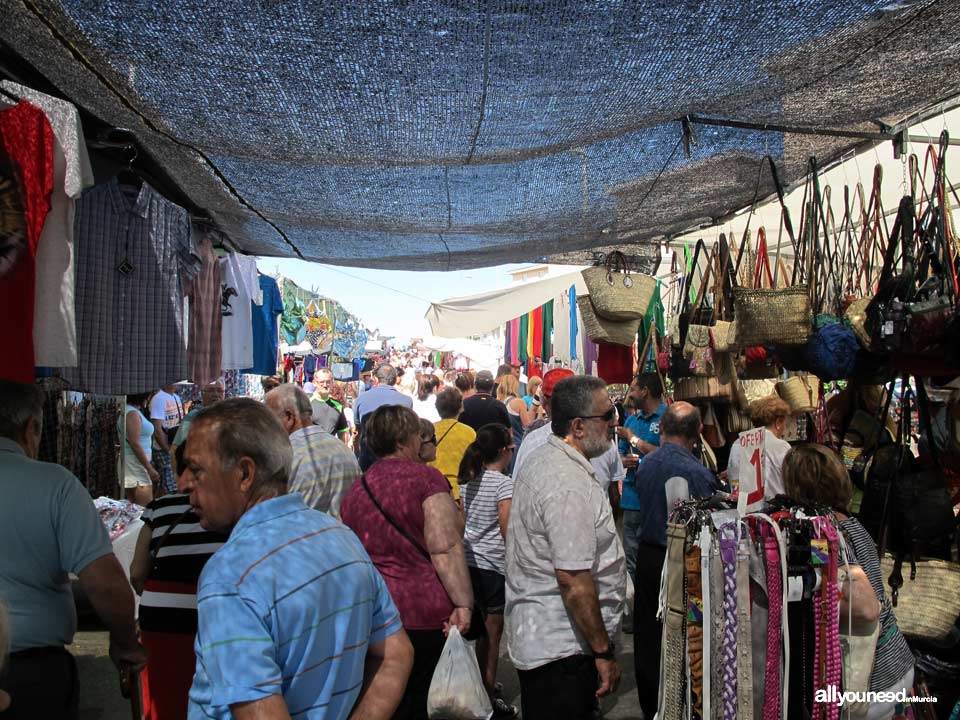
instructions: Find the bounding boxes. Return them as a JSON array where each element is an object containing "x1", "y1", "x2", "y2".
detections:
[
  {"x1": 540, "y1": 299, "x2": 554, "y2": 361},
  {"x1": 582, "y1": 336, "x2": 599, "y2": 377},
  {"x1": 243, "y1": 274, "x2": 283, "y2": 376},
  {"x1": 525, "y1": 311, "x2": 536, "y2": 360},
  {"x1": 63, "y1": 179, "x2": 200, "y2": 394},
  {"x1": 0, "y1": 100, "x2": 54, "y2": 382},
  {"x1": 553, "y1": 290, "x2": 571, "y2": 365},
  {"x1": 0, "y1": 146, "x2": 27, "y2": 280},
  {"x1": 531, "y1": 306, "x2": 543, "y2": 361},
  {"x1": 2, "y1": 83, "x2": 94, "y2": 368},
  {"x1": 596, "y1": 341, "x2": 634, "y2": 384},
  {"x1": 518, "y1": 314, "x2": 529, "y2": 363},
  {"x1": 509, "y1": 317, "x2": 520, "y2": 364},
  {"x1": 186, "y1": 232, "x2": 222, "y2": 386},
  {"x1": 220, "y1": 253, "x2": 261, "y2": 370},
  {"x1": 569, "y1": 285, "x2": 579, "y2": 361},
  {"x1": 503, "y1": 321, "x2": 512, "y2": 363}
]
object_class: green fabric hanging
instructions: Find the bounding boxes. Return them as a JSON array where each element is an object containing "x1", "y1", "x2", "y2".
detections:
[
  {"x1": 638, "y1": 282, "x2": 665, "y2": 372},
  {"x1": 518, "y1": 313, "x2": 529, "y2": 363},
  {"x1": 540, "y1": 299, "x2": 554, "y2": 360}
]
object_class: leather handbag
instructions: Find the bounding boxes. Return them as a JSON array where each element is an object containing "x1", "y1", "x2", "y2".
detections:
[{"x1": 581, "y1": 251, "x2": 656, "y2": 321}]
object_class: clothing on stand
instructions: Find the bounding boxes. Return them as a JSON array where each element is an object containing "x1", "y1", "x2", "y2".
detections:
[
  {"x1": 220, "y1": 253, "x2": 261, "y2": 370},
  {"x1": 2, "y1": 82, "x2": 94, "y2": 368},
  {"x1": 186, "y1": 232, "x2": 223, "y2": 386},
  {"x1": 553, "y1": 289, "x2": 572, "y2": 365},
  {"x1": 64, "y1": 179, "x2": 200, "y2": 394},
  {"x1": 518, "y1": 314, "x2": 529, "y2": 363},
  {"x1": 509, "y1": 318, "x2": 520, "y2": 364},
  {"x1": 569, "y1": 285, "x2": 579, "y2": 361},
  {"x1": 0, "y1": 100, "x2": 54, "y2": 382},
  {"x1": 540, "y1": 299, "x2": 554, "y2": 361},
  {"x1": 243, "y1": 273, "x2": 283, "y2": 376},
  {"x1": 581, "y1": 337, "x2": 599, "y2": 377}
]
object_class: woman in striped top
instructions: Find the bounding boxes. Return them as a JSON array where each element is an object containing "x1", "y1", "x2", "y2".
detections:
[
  {"x1": 458, "y1": 423, "x2": 517, "y2": 718},
  {"x1": 783, "y1": 444, "x2": 915, "y2": 720},
  {"x1": 129, "y1": 492, "x2": 227, "y2": 720}
]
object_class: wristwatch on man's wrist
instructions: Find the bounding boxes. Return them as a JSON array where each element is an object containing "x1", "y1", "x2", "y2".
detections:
[
  {"x1": 629, "y1": 435, "x2": 640, "y2": 449},
  {"x1": 593, "y1": 643, "x2": 616, "y2": 661}
]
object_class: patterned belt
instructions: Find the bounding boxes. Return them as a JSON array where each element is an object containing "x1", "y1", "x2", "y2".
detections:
[
  {"x1": 659, "y1": 522, "x2": 688, "y2": 720},
  {"x1": 763, "y1": 524, "x2": 783, "y2": 720},
  {"x1": 699, "y1": 527, "x2": 713, "y2": 720},
  {"x1": 718, "y1": 521, "x2": 739, "y2": 720},
  {"x1": 685, "y1": 543, "x2": 704, "y2": 718},
  {"x1": 736, "y1": 533, "x2": 754, "y2": 720}
]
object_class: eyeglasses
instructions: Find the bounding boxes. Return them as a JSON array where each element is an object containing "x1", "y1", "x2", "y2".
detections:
[
  {"x1": 577, "y1": 406, "x2": 617, "y2": 423},
  {"x1": 422, "y1": 436, "x2": 437, "y2": 445}
]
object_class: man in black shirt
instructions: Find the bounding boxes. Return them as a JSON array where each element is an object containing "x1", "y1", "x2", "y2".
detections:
[{"x1": 459, "y1": 370, "x2": 510, "y2": 431}]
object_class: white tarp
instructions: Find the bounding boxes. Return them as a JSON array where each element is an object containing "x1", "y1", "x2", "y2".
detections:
[{"x1": 426, "y1": 271, "x2": 588, "y2": 338}]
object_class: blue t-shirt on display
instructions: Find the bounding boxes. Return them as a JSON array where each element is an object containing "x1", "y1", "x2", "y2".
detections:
[
  {"x1": 243, "y1": 274, "x2": 283, "y2": 376},
  {"x1": 617, "y1": 401, "x2": 666, "y2": 511}
]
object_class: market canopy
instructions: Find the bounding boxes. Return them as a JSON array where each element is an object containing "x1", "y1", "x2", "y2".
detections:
[{"x1": 5, "y1": 1, "x2": 960, "y2": 269}]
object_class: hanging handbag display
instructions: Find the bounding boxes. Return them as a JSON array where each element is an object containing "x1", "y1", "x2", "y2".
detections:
[
  {"x1": 776, "y1": 374, "x2": 820, "y2": 414},
  {"x1": 733, "y1": 264, "x2": 811, "y2": 347},
  {"x1": 577, "y1": 295, "x2": 640, "y2": 347},
  {"x1": 581, "y1": 250, "x2": 656, "y2": 321}
]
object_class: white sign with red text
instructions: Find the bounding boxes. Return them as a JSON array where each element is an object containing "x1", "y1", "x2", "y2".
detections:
[{"x1": 736, "y1": 427, "x2": 766, "y2": 515}]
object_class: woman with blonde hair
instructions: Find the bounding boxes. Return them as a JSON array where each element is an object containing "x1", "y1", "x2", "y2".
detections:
[
  {"x1": 783, "y1": 445, "x2": 915, "y2": 720},
  {"x1": 495, "y1": 374, "x2": 535, "y2": 450},
  {"x1": 727, "y1": 394, "x2": 793, "y2": 498}
]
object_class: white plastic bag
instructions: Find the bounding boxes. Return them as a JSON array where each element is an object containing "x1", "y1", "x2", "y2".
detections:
[{"x1": 426, "y1": 627, "x2": 493, "y2": 720}]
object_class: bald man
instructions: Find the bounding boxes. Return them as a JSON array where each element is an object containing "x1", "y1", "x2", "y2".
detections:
[{"x1": 631, "y1": 402, "x2": 716, "y2": 718}]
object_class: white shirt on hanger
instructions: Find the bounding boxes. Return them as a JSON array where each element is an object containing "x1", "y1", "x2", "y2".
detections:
[
  {"x1": 2, "y1": 81, "x2": 95, "y2": 367},
  {"x1": 220, "y1": 254, "x2": 262, "y2": 370}
]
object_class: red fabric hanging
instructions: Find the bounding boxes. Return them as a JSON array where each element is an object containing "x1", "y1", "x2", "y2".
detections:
[
  {"x1": 0, "y1": 101, "x2": 54, "y2": 382},
  {"x1": 531, "y1": 305, "x2": 543, "y2": 358},
  {"x1": 596, "y1": 341, "x2": 634, "y2": 384}
]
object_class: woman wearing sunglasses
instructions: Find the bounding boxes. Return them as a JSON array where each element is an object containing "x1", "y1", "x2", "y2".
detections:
[{"x1": 458, "y1": 424, "x2": 519, "y2": 718}]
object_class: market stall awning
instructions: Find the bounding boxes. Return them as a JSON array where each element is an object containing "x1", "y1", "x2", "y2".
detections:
[
  {"x1": 5, "y1": 1, "x2": 960, "y2": 269},
  {"x1": 426, "y1": 270, "x2": 587, "y2": 338}
]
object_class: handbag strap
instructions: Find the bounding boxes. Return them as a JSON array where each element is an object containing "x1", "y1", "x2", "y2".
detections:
[
  {"x1": 361, "y1": 476, "x2": 431, "y2": 561},
  {"x1": 435, "y1": 421, "x2": 459, "y2": 448}
]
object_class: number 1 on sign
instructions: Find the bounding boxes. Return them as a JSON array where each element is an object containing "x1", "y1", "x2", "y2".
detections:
[{"x1": 737, "y1": 428, "x2": 765, "y2": 514}]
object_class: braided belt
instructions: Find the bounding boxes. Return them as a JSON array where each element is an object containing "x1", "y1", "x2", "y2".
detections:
[
  {"x1": 736, "y1": 533, "x2": 755, "y2": 720},
  {"x1": 763, "y1": 524, "x2": 783, "y2": 720},
  {"x1": 813, "y1": 518, "x2": 841, "y2": 720},
  {"x1": 659, "y1": 522, "x2": 688, "y2": 720},
  {"x1": 718, "y1": 521, "x2": 739, "y2": 720}
]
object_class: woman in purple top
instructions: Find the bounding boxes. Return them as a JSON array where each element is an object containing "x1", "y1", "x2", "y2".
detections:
[{"x1": 341, "y1": 405, "x2": 473, "y2": 720}]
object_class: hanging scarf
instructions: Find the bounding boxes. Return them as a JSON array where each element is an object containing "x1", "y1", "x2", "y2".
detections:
[
  {"x1": 541, "y1": 299, "x2": 554, "y2": 360},
  {"x1": 569, "y1": 285, "x2": 578, "y2": 360},
  {"x1": 509, "y1": 318, "x2": 520, "y2": 364},
  {"x1": 531, "y1": 305, "x2": 543, "y2": 360},
  {"x1": 518, "y1": 315, "x2": 529, "y2": 363},
  {"x1": 504, "y1": 321, "x2": 512, "y2": 363}
]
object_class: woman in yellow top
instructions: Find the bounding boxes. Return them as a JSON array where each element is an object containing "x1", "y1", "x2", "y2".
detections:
[{"x1": 428, "y1": 387, "x2": 476, "y2": 501}]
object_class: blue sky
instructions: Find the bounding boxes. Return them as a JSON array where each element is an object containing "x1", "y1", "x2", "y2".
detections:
[{"x1": 257, "y1": 258, "x2": 530, "y2": 339}]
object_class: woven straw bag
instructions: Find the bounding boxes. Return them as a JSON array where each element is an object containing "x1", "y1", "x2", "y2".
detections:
[
  {"x1": 710, "y1": 320, "x2": 736, "y2": 352},
  {"x1": 683, "y1": 325, "x2": 714, "y2": 376},
  {"x1": 843, "y1": 296, "x2": 874, "y2": 349},
  {"x1": 581, "y1": 251, "x2": 656, "y2": 321},
  {"x1": 725, "y1": 405, "x2": 753, "y2": 434},
  {"x1": 577, "y1": 296, "x2": 640, "y2": 347},
  {"x1": 673, "y1": 375, "x2": 733, "y2": 402},
  {"x1": 777, "y1": 374, "x2": 820, "y2": 414},
  {"x1": 735, "y1": 378, "x2": 777, "y2": 410},
  {"x1": 733, "y1": 285, "x2": 812, "y2": 346},
  {"x1": 879, "y1": 555, "x2": 960, "y2": 641}
]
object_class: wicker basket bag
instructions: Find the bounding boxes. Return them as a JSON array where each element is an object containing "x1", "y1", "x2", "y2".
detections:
[
  {"x1": 777, "y1": 374, "x2": 820, "y2": 414},
  {"x1": 581, "y1": 251, "x2": 656, "y2": 321},
  {"x1": 577, "y1": 296, "x2": 640, "y2": 347}
]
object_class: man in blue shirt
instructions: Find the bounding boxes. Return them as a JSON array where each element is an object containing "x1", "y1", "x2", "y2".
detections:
[
  {"x1": 631, "y1": 402, "x2": 716, "y2": 719},
  {"x1": 180, "y1": 398, "x2": 413, "y2": 720},
  {"x1": 0, "y1": 380, "x2": 145, "y2": 719},
  {"x1": 615, "y1": 373, "x2": 667, "y2": 586}
]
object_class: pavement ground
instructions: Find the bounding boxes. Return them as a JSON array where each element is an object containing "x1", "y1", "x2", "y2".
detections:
[{"x1": 71, "y1": 627, "x2": 644, "y2": 719}]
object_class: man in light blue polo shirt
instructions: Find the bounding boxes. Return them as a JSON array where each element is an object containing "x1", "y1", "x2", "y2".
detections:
[
  {"x1": 615, "y1": 373, "x2": 667, "y2": 588},
  {"x1": 0, "y1": 380, "x2": 145, "y2": 719},
  {"x1": 181, "y1": 398, "x2": 412, "y2": 720}
]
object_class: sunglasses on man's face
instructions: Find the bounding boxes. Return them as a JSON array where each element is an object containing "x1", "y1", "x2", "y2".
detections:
[{"x1": 577, "y1": 406, "x2": 617, "y2": 423}]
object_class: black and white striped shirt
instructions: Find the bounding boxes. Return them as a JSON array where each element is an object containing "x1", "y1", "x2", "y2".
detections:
[
  {"x1": 839, "y1": 517, "x2": 915, "y2": 691},
  {"x1": 138, "y1": 494, "x2": 227, "y2": 633}
]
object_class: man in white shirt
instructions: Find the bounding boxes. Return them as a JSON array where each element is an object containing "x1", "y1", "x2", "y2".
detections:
[
  {"x1": 506, "y1": 376, "x2": 625, "y2": 720},
  {"x1": 149, "y1": 384, "x2": 184, "y2": 495}
]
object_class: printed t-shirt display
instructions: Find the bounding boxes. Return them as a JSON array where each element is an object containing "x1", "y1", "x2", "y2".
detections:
[
  {"x1": 220, "y1": 253, "x2": 261, "y2": 370},
  {"x1": 2, "y1": 82, "x2": 95, "y2": 368},
  {"x1": 243, "y1": 273, "x2": 283, "y2": 375},
  {"x1": 0, "y1": 100, "x2": 53, "y2": 382},
  {"x1": 64, "y1": 178, "x2": 201, "y2": 394}
]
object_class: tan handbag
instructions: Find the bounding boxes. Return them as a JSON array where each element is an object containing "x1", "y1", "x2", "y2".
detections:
[
  {"x1": 673, "y1": 375, "x2": 734, "y2": 402},
  {"x1": 777, "y1": 374, "x2": 820, "y2": 414},
  {"x1": 683, "y1": 325, "x2": 715, "y2": 376},
  {"x1": 710, "y1": 320, "x2": 736, "y2": 352},
  {"x1": 581, "y1": 251, "x2": 656, "y2": 321},
  {"x1": 879, "y1": 555, "x2": 960, "y2": 641},
  {"x1": 577, "y1": 296, "x2": 640, "y2": 347},
  {"x1": 735, "y1": 378, "x2": 778, "y2": 410}
]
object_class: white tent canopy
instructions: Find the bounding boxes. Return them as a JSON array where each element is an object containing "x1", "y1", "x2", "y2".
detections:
[
  {"x1": 418, "y1": 336, "x2": 501, "y2": 369},
  {"x1": 426, "y1": 270, "x2": 588, "y2": 338}
]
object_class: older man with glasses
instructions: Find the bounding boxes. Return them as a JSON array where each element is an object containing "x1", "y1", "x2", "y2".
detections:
[
  {"x1": 505, "y1": 375, "x2": 626, "y2": 720},
  {"x1": 309, "y1": 368, "x2": 351, "y2": 444}
]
